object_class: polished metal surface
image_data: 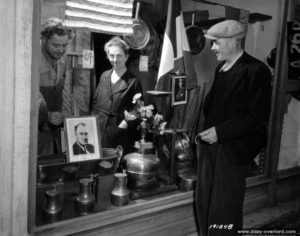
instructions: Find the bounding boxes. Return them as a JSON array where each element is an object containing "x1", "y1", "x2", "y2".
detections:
[
  {"x1": 122, "y1": 142, "x2": 160, "y2": 190},
  {"x1": 178, "y1": 168, "x2": 197, "y2": 191},
  {"x1": 111, "y1": 173, "x2": 130, "y2": 206}
]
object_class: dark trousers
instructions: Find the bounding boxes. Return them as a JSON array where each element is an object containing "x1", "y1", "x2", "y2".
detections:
[{"x1": 195, "y1": 143, "x2": 249, "y2": 236}]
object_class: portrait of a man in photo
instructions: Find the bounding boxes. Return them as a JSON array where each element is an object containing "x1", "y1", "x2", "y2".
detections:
[{"x1": 73, "y1": 122, "x2": 95, "y2": 155}]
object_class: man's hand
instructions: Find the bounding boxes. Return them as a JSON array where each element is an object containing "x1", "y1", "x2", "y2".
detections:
[
  {"x1": 48, "y1": 112, "x2": 63, "y2": 126},
  {"x1": 199, "y1": 127, "x2": 218, "y2": 144}
]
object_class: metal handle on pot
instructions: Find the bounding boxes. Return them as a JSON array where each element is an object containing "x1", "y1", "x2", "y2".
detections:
[
  {"x1": 192, "y1": 13, "x2": 195, "y2": 26},
  {"x1": 135, "y1": 2, "x2": 141, "y2": 19},
  {"x1": 115, "y1": 145, "x2": 123, "y2": 171}
]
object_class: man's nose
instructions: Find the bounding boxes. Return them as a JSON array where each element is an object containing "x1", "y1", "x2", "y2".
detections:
[{"x1": 58, "y1": 46, "x2": 65, "y2": 53}]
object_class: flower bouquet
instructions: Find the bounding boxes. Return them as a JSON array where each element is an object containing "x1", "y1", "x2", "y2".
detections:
[{"x1": 130, "y1": 93, "x2": 167, "y2": 143}]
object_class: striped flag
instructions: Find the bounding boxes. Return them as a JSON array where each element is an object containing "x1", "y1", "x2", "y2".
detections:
[
  {"x1": 155, "y1": 0, "x2": 197, "y2": 90},
  {"x1": 64, "y1": 0, "x2": 134, "y2": 35}
]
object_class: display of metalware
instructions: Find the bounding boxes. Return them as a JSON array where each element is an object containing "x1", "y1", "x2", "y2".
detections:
[
  {"x1": 122, "y1": 141, "x2": 160, "y2": 191},
  {"x1": 74, "y1": 178, "x2": 95, "y2": 215},
  {"x1": 123, "y1": 2, "x2": 150, "y2": 50},
  {"x1": 111, "y1": 172, "x2": 130, "y2": 206},
  {"x1": 42, "y1": 185, "x2": 62, "y2": 222},
  {"x1": 177, "y1": 168, "x2": 197, "y2": 191},
  {"x1": 100, "y1": 145, "x2": 123, "y2": 174}
]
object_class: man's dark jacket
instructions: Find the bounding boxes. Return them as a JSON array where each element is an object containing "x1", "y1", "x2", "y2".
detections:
[
  {"x1": 203, "y1": 52, "x2": 272, "y2": 164},
  {"x1": 73, "y1": 142, "x2": 95, "y2": 155}
]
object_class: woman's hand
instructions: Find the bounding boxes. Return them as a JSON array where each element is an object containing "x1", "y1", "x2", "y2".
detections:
[
  {"x1": 118, "y1": 110, "x2": 138, "y2": 129},
  {"x1": 124, "y1": 110, "x2": 137, "y2": 121}
]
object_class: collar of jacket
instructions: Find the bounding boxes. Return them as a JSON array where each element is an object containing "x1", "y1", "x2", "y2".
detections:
[
  {"x1": 39, "y1": 46, "x2": 67, "y2": 81},
  {"x1": 104, "y1": 69, "x2": 135, "y2": 95},
  {"x1": 216, "y1": 51, "x2": 250, "y2": 100}
]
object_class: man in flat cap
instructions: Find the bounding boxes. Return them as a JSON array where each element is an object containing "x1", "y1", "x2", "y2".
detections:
[
  {"x1": 38, "y1": 18, "x2": 73, "y2": 155},
  {"x1": 195, "y1": 20, "x2": 272, "y2": 235}
]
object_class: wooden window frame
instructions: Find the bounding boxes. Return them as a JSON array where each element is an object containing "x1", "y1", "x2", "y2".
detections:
[{"x1": 27, "y1": 0, "x2": 298, "y2": 234}]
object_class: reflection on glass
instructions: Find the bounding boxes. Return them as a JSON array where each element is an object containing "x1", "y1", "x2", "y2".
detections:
[{"x1": 278, "y1": 96, "x2": 300, "y2": 170}]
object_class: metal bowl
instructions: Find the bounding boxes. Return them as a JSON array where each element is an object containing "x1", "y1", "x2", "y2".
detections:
[
  {"x1": 126, "y1": 172, "x2": 159, "y2": 190},
  {"x1": 123, "y1": 18, "x2": 150, "y2": 50},
  {"x1": 178, "y1": 168, "x2": 197, "y2": 191}
]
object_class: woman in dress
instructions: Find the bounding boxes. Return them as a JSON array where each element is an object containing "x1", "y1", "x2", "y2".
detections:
[{"x1": 91, "y1": 37, "x2": 143, "y2": 154}]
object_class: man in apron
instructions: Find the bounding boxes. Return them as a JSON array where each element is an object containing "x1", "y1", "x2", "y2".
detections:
[{"x1": 38, "y1": 18, "x2": 73, "y2": 156}]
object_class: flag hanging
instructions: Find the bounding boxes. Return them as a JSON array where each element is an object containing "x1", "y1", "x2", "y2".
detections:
[
  {"x1": 64, "y1": 0, "x2": 134, "y2": 35},
  {"x1": 155, "y1": 0, "x2": 197, "y2": 91}
]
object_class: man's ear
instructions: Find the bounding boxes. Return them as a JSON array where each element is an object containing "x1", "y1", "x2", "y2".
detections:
[{"x1": 41, "y1": 37, "x2": 46, "y2": 46}]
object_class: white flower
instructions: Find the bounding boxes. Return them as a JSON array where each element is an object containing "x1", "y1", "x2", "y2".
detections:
[
  {"x1": 154, "y1": 114, "x2": 163, "y2": 124},
  {"x1": 146, "y1": 110, "x2": 153, "y2": 118},
  {"x1": 132, "y1": 93, "x2": 142, "y2": 104},
  {"x1": 142, "y1": 104, "x2": 154, "y2": 111},
  {"x1": 159, "y1": 122, "x2": 167, "y2": 135}
]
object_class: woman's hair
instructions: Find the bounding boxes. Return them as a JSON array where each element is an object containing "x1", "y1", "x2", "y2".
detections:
[
  {"x1": 104, "y1": 36, "x2": 130, "y2": 55},
  {"x1": 41, "y1": 17, "x2": 73, "y2": 40}
]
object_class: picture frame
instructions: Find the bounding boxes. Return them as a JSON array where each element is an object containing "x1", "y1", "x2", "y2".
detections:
[
  {"x1": 172, "y1": 75, "x2": 187, "y2": 106},
  {"x1": 64, "y1": 116, "x2": 102, "y2": 162}
]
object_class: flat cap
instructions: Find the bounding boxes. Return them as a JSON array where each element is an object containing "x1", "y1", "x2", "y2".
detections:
[{"x1": 205, "y1": 20, "x2": 245, "y2": 40}]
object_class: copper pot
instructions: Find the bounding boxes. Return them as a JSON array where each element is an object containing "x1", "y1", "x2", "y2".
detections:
[
  {"x1": 123, "y1": 2, "x2": 150, "y2": 50},
  {"x1": 186, "y1": 14, "x2": 205, "y2": 55},
  {"x1": 177, "y1": 168, "x2": 197, "y2": 191}
]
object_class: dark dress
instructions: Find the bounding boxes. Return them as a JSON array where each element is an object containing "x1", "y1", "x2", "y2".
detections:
[
  {"x1": 91, "y1": 69, "x2": 143, "y2": 153},
  {"x1": 195, "y1": 52, "x2": 272, "y2": 236}
]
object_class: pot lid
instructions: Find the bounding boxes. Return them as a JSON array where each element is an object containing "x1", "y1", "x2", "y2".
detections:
[{"x1": 123, "y1": 151, "x2": 160, "y2": 174}]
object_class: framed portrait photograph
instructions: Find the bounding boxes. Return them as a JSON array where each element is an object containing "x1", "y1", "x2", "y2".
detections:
[
  {"x1": 64, "y1": 116, "x2": 102, "y2": 162},
  {"x1": 172, "y1": 75, "x2": 187, "y2": 106}
]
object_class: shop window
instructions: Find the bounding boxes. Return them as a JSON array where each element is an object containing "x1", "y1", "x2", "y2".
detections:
[
  {"x1": 278, "y1": 17, "x2": 300, "y2": 171},
  {"x1": 30, "y1": 0, "x2": 288, "y2": 233}
]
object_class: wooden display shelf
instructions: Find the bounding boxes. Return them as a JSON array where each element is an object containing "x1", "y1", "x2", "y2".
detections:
[{"x1": 277, "y1": 166, "x2": 300, "y2": 179}]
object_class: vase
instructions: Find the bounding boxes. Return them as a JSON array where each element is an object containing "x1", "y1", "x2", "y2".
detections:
[
  {"x1": 111, "y1": 172, "x2": 130, "y2": 206},
  {"x1": 122, "y1": 141, "x2": 160, "y2": 191},
  {"x1": 43, "y1": 185, "x2": 62, "y2": 222},
  {"x1": 74, "y1": 178, "x2": 95, "y2": 215},
  {"x1": 140, "y1": 118, "x2": 148, "y2": 143}
]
